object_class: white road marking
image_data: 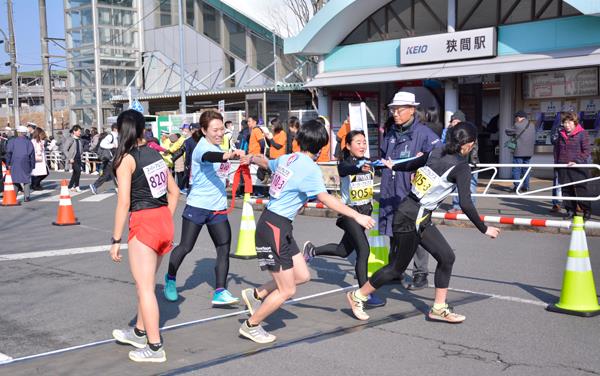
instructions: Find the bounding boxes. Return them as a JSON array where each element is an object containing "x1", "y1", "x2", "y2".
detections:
[
  {"x1": 38, "y1": 190, "x2": 86, "y2": 202},
  {"x1": 79, "y1": 193, "x2": 115, "y2": 202},
  {"x1": 0, "y1": 353, "x2": 12, "y2": 365},
  {"x1": 0, "y1": 244, "x2": 127, "y2": 262},
  {"x1": 15, "y1": 190, "x2": 55, "y2": 199},
  {"x1": 445, "y1": 286, "x2": 548, "y2": 307}
]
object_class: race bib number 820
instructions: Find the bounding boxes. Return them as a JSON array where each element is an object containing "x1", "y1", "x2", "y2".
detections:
[{"x1": 143, "y1": 159, "x2": 169, "y2": 198}]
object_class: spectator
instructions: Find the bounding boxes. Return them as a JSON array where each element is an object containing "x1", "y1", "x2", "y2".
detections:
[
  {"x1": 170, "y1": 133, "x2": 187, "y2": 190},
  {"x1": 505, "y1": 111, "x2": 535, "y2": 192},
  {"x1": 335, "y1": 117, "x2": 351, "y2": 159},
  {"x1": 26, "y1": 123, "x2": 37, "y2": 139},
  {"x1": 90, "y1": 124, "x2": 119, "y2": 194},
  {"x1": 221, "y1": 121, "x2": 234, "y2": 151},
  {"x1": 247, "y1": 115, "x2": 265, "y2": 156},
  {"x1": 235, "y1": 120, "x2": 250, "y2": 152},
  {"x1": 554, "y1": 111, "x2": 592, "y2": 220},
  {"x1": 268, "y1": 117, "x2": 287, "y2": 159},
  {"x1": 316, "y1": 115, "x2": 332, "y2": 162},
  {"x1": 424, "y1": 107, "x2": 443, "y2": 137},
  {"x1": 446, "y1": 111, "x2": 479, "y2": 213},
  {"x1": 30, "y1": 128, "x2": 49, "y2": 190},
  {"x1": 63, "y1": 125, "x2": 84, "y2": 192},
  {"x1": 6, "y1": 125, "x2": 35, "y2": 202},
  {"x1": 286, "y1": 116, "x2": 300, "y2": 153}
]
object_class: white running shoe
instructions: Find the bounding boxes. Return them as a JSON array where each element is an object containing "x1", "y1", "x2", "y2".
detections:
[
  {"x1": 239, "y1": 321, "x2": 276, "y2": 344},
  {"x1": 128, "y1": 345, "x2": 166, "y2": 363},
  {"x1": 112, "y1": 328, "x2": 147, "y2": 349}
]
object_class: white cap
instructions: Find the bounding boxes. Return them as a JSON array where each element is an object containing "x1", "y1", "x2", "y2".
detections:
[
  {"x1": 16, "y1": 125, "x2": 28, "y2": 133},
  {"x1": 388, "y1": 91, "x2": 420, "y2": 107},
  {"x1": 4, "y1": 126, "x2": 12, "y2": 131}
]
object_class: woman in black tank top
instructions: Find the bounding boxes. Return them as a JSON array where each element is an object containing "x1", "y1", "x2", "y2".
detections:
[{"x1": 108, "y1": 110, "x2": 179, "y2": 363}]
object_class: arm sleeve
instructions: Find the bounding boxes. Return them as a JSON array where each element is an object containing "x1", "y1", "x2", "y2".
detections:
[
  {"x1": 201, "y1": 151, "x2": 226, "y2": 163},
  {"x1": 337, "y1": 159, "x2": 362, "y2": 177},
  {"x1": 392, "y1": 152, "x2": 429, "y2": 171},
  {"x1": 449, "y1": 164, "x2": 488, "y2": 233},
  {"x1": 270, "y1": 140, "x2": 283, "y2": 150}
]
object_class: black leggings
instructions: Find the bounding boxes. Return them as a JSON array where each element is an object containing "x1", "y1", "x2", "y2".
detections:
[
  {"x1": 314, "y1": 215, "x2": 370, "y2": 286},
  {"x1": 167, "y1": 218, "x2": 232, "y2": 289},
  {"x1": 370, "y1": 224, "x2": 455, "y2": 289}
]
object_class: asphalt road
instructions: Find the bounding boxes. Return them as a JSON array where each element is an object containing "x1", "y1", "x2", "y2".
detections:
[{"x1": 1, "y1": 175, "x2": 599, "y2": 375}]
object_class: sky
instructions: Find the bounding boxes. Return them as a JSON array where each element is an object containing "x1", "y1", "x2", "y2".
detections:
[{"x1": 0, "y1": 0, "x2": 304, "y2": 75}]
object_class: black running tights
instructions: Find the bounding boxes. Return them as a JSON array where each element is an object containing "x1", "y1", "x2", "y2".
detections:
[
  {"x1": 167, "y1": 218, "x2": 232, "y2": 289},
  {"x1": 370, "y1": 225, "x2": 455, "y2": 289},
  {"x1": 314, "y1": 215, "x2": 370, "y2": 286}
]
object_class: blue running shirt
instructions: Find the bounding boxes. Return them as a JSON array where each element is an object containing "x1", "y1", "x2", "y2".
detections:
[
  {"x1": 266, "y1": 153, "x2": 327, "y2": 220},
  {"x1": 187, "y1": 137, "x2": 230, "y2": 211}
]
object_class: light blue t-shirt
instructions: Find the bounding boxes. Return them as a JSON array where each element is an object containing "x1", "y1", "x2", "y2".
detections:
[
  {"x1": 266, "y1": 153, "x2": 327, "y2": 220},
  {"x1": 187, "y1": 137, "x2": 230, "y2": 210}
]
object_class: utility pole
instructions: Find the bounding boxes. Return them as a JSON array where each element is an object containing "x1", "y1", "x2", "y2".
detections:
[
  {"x1": 7, "y1": 0, "x2": 20, "y2": 127},
  {"x1": 39, "y1": 0, "x2": 53, "y2": 137}
]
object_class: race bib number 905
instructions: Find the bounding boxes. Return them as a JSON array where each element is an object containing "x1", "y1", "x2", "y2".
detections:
[
  {"x1": 349, "y1": 175, "x2": 373, "y2": 205},
  {"x1": 269, "y1": 165, "x2": 293, "y2": 198},
  {"x1": 143, "y1": 159, "x2": 169, "y2": 198},
  {"x1": 411, "y1": 167, "x2": 437, "y2": 198}
]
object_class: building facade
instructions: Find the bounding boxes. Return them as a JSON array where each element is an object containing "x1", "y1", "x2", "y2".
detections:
[{"x1": 285, "y1": 0, "x2": 600, "y2": 177}]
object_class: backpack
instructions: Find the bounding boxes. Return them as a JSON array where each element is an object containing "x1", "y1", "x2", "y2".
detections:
[{"x1": 92, "y1": 133, "x2": 111, "y2": 154}]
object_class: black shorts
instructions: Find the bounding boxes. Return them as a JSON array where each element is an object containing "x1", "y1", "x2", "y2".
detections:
[{"x1": 256, "y1": 209, "x2": 299, "y2": 271}]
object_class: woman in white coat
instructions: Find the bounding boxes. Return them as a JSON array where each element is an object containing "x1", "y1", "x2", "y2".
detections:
[{"x1": 31, "y1": 128, "x2": 48, "y2": 190}]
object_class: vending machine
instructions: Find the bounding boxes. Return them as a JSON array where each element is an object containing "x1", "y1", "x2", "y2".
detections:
[{"x1": 578, "y1": 98, "x2": 600, "y2": 141}]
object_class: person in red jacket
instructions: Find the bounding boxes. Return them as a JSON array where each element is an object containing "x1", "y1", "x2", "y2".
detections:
[{"x1": 554, "y1": 111, "x2": 592, "y2": 220}]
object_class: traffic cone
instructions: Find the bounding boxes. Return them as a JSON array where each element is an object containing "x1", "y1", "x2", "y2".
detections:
[
  {"x1": 52, "y1": 180, "x2": 80, "y2": 226},
  {"x1": 1, "y1": 168, "x2": 20, "y2": 206},
  {"x1": 367, "y1": 201, "x2": 389, "y2": 277},
  {"x1": 231, "y1": 193, "x2": 256, "y2": 259},
  {"x1": 547, "y1": 216, "x2": 600, "y2": 317}
]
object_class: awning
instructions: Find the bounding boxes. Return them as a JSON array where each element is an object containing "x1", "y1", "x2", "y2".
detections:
[{"x1": 304, "y1": 46, "x2": 600, "y2": 88}]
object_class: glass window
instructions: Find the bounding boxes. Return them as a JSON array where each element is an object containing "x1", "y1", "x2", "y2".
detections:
[
  {"x1": 502, "y1": 0, "x2": 533, "y2": 24},
  {"x1": 387, "y1": 0, "x2": 412, "y2": 39},
  {"x1": 458, "y1": 0, "x2": 498, "y2": 30},
  {"x1": 98, "y1": 0, "x2": 134, "y2": 6},
  {"x1": 186, "y1": 0, "x2": 195, "y2": 26},
  {"x1": 203, "y1": 3, "x2": 220, "y2": 43},
  {"x1": 101, "y1": 69, "x2": 115, "y2": 86},
  {"x1": 98, "y1": 8, "x2": 111, "y2": 25},
  {"x1": 536, "y1": 0, "x2": 559, "y2": 20},
  {"x1": 224, "y1": 15, "x2": 246, "y2": 59},
  {"x1": 253, "y1": 35, "x2": 273, "y2": 79},
  {"x1": 160, "y1": 0, "x2": 172, "y2": 26},
  {"x1": 69, "y1": 7, "x2": 93, "y2": 29},
  {"x1": 414, "y1": 0, "x2": 446, "y2": 36},
  {"x1": 66, "y1": 0, "x2": 92, "y2": 9}
]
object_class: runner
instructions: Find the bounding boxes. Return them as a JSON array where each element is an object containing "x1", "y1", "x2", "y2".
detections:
[
  {"x1": 302, "y1": 130, "x2": 385, "y2": 307},
  {"x1": 164, "y1": 110, "x2": 245, "y2": 306},
  {"x1": 346, "y1": 122, "x2": 500, "y2": 323},
  {"x1": 109, "y1": 109, "x2": 179, "y2": 363},
  {"x1": 237, "y1": 119, "x2": 375, "y2": 344}
]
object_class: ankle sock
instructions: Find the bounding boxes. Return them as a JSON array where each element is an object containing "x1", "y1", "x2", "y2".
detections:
[
  {"x1": 433, "y1": 303, "x2": 447, "y2": 310},
  {"x1": 215, "y1": 287, "x2": 225, "y2": 293},
  {"x1": 134, "y1": 327, "x2": 146, "y2": 337},
  {"x1": 353, "y1": 290, "x2": 368, "y2": 302},
  {"x1": 246, "y1": 319, "x2": 258, "y2": 328},
  {"x1": 148, "y1": 342, "x2": 163, "y2": 351},
  {"x1": 253, "y1": 289, "x2": 263, "y2": 301},
  {"x1": 166, "y1": 274, "x2": 176, "y2": 281}
]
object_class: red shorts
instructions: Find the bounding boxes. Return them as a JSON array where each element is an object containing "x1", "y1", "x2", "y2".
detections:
[{"x1": 128, "y1": 206, "x2": 174, "y2": 256}]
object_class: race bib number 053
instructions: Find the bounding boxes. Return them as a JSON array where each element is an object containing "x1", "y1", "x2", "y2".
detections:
[
  {"x1": 269, "y1": 165, "x2": 293, "y2": 198},
  {"x1": 411, "y1": 166, "x2": 438, "y2": 198},
  {"x1": 143, "y1": 159, "x2": 169, "y2": 198}
]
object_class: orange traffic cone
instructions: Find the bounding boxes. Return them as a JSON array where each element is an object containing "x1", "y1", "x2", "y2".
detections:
[
  {"x1": 52, "y1": 180, "x2": 80, "y2": 226},
  {"x1": 1, "y1": 168, "x2": 20, "y2": 206}
]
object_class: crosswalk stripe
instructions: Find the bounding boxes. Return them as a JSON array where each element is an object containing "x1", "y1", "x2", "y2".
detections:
[
  {"x1": 0, "y1": 352, "x2": 12, "y2": 364},
  {"x1": 16, "y1": 189, "x2": 55, "y2": 199},
  {"x1": 39, "y1": 190, "x2": 86, "y2": 202},
  {"x1": 80, "y1": 193, "x2": 115, "y2": 202}
]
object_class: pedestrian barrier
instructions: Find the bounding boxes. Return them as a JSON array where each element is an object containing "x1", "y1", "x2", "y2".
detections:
[
  {"x1": 547, "y1": 216, "x2": 600, "y2": 317},
  {"x1": 247, "y1": 198, "x2": 326, "y2": 209},
  {"x1": 1, "y1": 168, "x2": 20, "y2": 206},
  {"x1": 232, "y1": 193, "x2": 256, "y2": 259},
  {"x1": 431, "y1": 212, "x2": 600, "y2": 230},
  {"x1": 52, "y1": 180, "x2": 80, "y2": 226},
  {"x1": 367, "y1": 201, "x2": 389, "y2": 277}
]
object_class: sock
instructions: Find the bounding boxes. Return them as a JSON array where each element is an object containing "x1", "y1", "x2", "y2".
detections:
[
  {"x1": 134, "y1": 327, "x2": 146, "y2": 337},
  {"x1": 253, "y1": 289, "x2": 263, "y2": 301},
  {"x1": 246, "y1": 319, "x2": 258, "y2": 328},
  {"x1": 433, "y1": 302, "x2": 447, "y2": 310},
  {"x1": 353, "y1": 290, "x2": 368, "y2": 302},
  {"x1": 167, "y1": 274, "x2": 176, "y2": 281},
  {"x1": 148, "y1": 342, "x2": 163, "y2": 351},
  {"x1": 215, "y1": 287, "x2": 225, "y2": 293}
]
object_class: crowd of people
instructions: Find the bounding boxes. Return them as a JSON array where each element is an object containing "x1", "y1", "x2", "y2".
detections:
[{"x1": 0, "y1": 90, "x2": 594, "y2": 364}]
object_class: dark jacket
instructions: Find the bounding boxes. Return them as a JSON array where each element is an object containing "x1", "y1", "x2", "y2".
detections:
[
  {"x1": 554, "y1": 124, "x2": 590, "y2": 164},
  {"x1": 235, "y1": 127, "x2": 250, "y2": 152},
  {"x1": 6, "y1": 136, "x2": 35, "y2": 184},
  {"x1": 379, "y1": 118, "x2": 441, "y2": 236},
  {"x1": 184, "y1": 136, "x2": 198, "y2": 169},
  {"x1": 505, "y1": 118, "x2": 535, "y2": 157}
]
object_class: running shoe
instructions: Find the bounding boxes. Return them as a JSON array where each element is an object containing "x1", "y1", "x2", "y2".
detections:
[
  {"x1": 302, "y1": 241, "x2": 316, "y2": 263},
  {"x1": 346, "y1": 291, "x2": 369, "y2": 321},
  {"x1": 428, "y1": 305, "x2": 466, "y2": 323},
  {"x1": 241, "y1": 288, "x2": 262, "y2": 315},
  {"x1": 365, "y1": 293, "x2": 386, "y2": 308},
  {"x1": 212, "y1": 288, "x2": 240, "y2": 306},
  {"x1": 163, "y1": 274, "x2": 178, "y2": 302},
  {"x1": 239, "y1": 321, "x2": 276, "y2": 344},
  {"x1": 128, "y1": 345, "x2": 166, "y2": 363},
  {"x1": 89, "y1": 184, "x2": 97, "y2": 195},
  {"x1": 112, "y1": 328, "x2": 147, "y2": 349}
]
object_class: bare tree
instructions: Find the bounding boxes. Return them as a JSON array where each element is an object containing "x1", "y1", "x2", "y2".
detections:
[{"x1": 286, "y1": 0, "x2": 328, "y2": 29}]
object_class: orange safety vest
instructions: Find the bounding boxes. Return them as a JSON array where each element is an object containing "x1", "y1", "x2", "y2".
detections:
[
  {"x1": 337, "y1": 120, "x2": 351, "y2": 151},
  {"x1": 269, "y1": 131, "x2": 287, "y2": 159},
  {"x1": 248, "y1": 127, "x2": 265, "y2": 155}
]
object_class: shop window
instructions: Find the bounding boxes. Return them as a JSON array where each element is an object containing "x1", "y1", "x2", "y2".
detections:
[
  {"x1": 203, "y1": 3, "x2": 220, "y2": 43},
  {"x1": 224, "y1": 15, "x2": 246, "y2": 59}
]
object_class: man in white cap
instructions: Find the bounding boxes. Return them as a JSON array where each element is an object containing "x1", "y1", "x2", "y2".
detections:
[{"x1": 379, "y1": 91, "x2": 441, "y2": 293}]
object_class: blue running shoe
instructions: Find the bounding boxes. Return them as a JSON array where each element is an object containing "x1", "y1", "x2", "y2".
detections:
[
  {"x1": 365, "y1": 293, "x2": 386, "y2": 308},
  {"x1": 212, "y1": 288, "x2": 240, "y2": 306},
  {"x1": 163, "y1": 274, "x2": 178, "y2": 302}
]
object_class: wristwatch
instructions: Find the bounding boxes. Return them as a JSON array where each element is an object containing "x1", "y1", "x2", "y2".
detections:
[{"x1": 111, "y1": 237, "x2": 121, "y2": 244}]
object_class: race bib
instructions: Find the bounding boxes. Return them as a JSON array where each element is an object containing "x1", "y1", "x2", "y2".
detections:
[
  {"x1": 143, "y1": 159, "x2": 169, "y2": 198},
  {"x1": 349, "y1": 174, "x2": 373, "y2": 205},
  {"x1": 217, "y1": 161, "x2": 231, "y2": 179},
  {"x1": 411, "y1": 166, "x2": 439, "y2": 198},
  {"x1": 269, "y1": 165, "x2": 293, "y2": 198}
]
